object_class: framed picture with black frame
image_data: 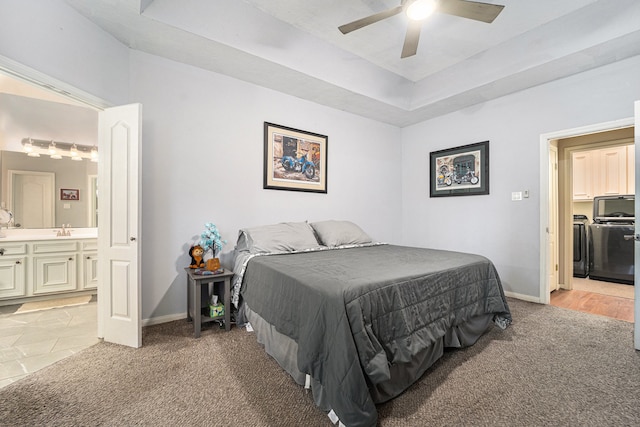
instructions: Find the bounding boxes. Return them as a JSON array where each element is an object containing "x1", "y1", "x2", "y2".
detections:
[
  {"x1": 429, "y1": 141, "x2": 489, "y2": 197},
  {"x1": 263, "y1": 122, "x2": 328, "y2": 193}
]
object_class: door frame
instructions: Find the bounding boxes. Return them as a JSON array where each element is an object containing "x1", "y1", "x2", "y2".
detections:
[
  {"x1": 87, "y1": 174, "x2": 98, "y2": 227},
  {"x1": 0, "y1": 55, "x2": 138, "y2": 345},
  {"x1": 548, "y1": 144, "x2": 559, "y2": 292},
  {"x1": 539, "y1": 117, "x2": 634, "y2": 304}
]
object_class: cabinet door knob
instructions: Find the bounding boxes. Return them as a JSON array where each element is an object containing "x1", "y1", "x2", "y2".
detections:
[
  {"x1": 130, "y1": 237, "x2": 136, "y2": 241},
  {"x1": 0, "y1": 248, "x2": 4, "y2": 256},
  {"x1": 86, "y1": 256, "x2": 91, "y2": 259},
  {"x1": 69, "y1": 257, "x2": 73, "y2": 261},
  {"x1": 15, "y1": 260, "x2": 21, "y2": 264}
]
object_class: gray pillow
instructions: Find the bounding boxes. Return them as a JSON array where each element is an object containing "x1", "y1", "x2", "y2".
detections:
[
  {"x1": 310, "y1": 220, "x2": 372, "y2": 247},
  {"x1": 236, "y1": 221, "x2": 322, "y2": 254}
]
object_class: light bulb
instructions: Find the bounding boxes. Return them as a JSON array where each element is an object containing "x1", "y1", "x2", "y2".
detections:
[
  {"x1": 406, "y1": 0, "x2": 437, "y2": 21},
  {"x1": 24, "y1": 138, "x2": 34, "y2": 153},
  {"x1": 70, "y1": 144, "x2": 79, "y2": 157},
  {"x1": 48, "y1": 141, "x2": 57, "y2": 155},
  {"x1": 91, "y1": 146, "x2": 98, "y2": 161}
]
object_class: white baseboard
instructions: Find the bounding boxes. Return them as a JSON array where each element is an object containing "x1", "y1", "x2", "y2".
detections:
[
  {"x1": 142, "y1": 312, "x2": 186, "y2": 327},
  {"x1": 504, "y1": 290, "x2": 542, "y2": 304}
]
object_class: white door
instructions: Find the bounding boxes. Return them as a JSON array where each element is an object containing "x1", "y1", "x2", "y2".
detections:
[
  {"x1": 10, "y1": 171, "x2": 55, "y2": 228},
  {"x1": 634, "y1": 100, "x2": 640, "y2": 350},
  {"x1": 549, "y1": 145, "x2": 559, "y2": 292},
  {"x1": 98, "y1": 103, "x2": 142, "y2": 348}
]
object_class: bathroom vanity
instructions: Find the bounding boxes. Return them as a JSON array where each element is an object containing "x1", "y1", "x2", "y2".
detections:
[{"x1": 0, "y1": 228, "x2": 98, "y2": 306}]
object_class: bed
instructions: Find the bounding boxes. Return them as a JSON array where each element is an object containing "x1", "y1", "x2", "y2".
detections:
[{"x1": 230, "y1": 220, "x2": 511, "y2": 427}]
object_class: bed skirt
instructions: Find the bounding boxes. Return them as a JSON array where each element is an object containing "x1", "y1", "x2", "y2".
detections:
[{"x1": 243, "y1": 302, "x2": 494, "y2": 409}]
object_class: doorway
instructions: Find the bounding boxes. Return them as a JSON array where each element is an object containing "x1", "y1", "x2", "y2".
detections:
[
  {"x1": 0, "y1": 70, "x2": 102, "y2": 388},
  {"x1": 545, "y1": 125, "x2": 635, "y2": 322},
  {"x1": 1, "y1": 58, "x2": 142, "y2": 349}
]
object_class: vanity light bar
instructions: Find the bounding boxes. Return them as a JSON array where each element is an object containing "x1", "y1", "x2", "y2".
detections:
[{"x1": 21, "y1": 138, "x2": 98, "y2": 161}]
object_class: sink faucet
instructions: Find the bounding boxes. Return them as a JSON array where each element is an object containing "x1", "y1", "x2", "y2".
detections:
[{"x1": 56, "y1": 224, "x2": 72, "y2": 237}]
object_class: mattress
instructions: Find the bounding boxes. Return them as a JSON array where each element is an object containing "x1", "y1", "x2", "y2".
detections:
[{"x1": 235, "y1": 244, "x2": 511, "y2": 426}]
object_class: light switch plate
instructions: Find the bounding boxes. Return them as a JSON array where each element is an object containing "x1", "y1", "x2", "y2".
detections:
[{"x1": 512, "y1": 192, "x2": 522, "y2": 201}]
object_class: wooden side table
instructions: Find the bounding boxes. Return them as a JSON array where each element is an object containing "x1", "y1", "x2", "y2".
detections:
[{"x1": 185, "y1": 268, "x2": 234, "y2": 337}]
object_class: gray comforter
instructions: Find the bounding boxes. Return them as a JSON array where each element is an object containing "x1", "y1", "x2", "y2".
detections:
[{"x1": 239, "y1": 244, "x2": 511, "y2": 427}]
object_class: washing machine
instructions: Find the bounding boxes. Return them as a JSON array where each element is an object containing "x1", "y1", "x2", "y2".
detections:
[
  {"x1": 588, "y1": 195, "x2": 635, "y2": 285},
  {"x1": 573, "y1": 214, "x2": 589, "y2": 278}
]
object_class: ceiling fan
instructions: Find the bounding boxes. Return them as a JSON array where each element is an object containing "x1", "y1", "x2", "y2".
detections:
[{"x1": 338, "y1": 0, "x2": 505, "y2": 58}]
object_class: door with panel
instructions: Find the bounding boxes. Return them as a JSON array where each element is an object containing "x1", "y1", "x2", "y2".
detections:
[{"x1": 98, "y1": 104, "x2": 142, "y2": 348}]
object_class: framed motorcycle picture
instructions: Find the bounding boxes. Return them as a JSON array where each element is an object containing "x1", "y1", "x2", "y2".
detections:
[
  {"x1": 263, "y1": 122, "x2": 328, "y2": 193},
  {"x1": 429, "y1": 141, "x2": 489, "y2": 197}
]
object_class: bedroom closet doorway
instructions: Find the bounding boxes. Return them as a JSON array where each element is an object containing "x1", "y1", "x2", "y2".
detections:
[
  {"x1": 540, "y1": 106, "x2": 639, "y2": 350},
  {"x1": 0, "y1": 58, "x2": 142, "y2": 349}
]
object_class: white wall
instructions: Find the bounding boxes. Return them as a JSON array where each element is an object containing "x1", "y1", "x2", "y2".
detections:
[
  {"x1": 0, "y1": 0, "x2": 129, "y2": 106},
  {"x1": 129, "y1": 51, "x2": 402, "y2": 320},
  {"x1": 401, "y1": 55, "x2": 640, "y2": 299}
]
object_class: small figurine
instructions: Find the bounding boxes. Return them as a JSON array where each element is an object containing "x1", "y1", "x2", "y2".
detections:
[{"x1": 189, "y1": 244, "x2": 205, "y2": 269}]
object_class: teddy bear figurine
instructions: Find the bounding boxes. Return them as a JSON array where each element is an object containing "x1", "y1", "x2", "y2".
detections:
[{"x1": 189, "y1": 244, "x2": 206, "y2": 269}]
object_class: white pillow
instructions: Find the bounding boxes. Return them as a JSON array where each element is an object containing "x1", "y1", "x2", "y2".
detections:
[
  {"x1": 236, "y1": 221, "x2": 322, "y2": 254},
  {"x1": 310, "y1": 220, "x2": 372, "y2": 247}
]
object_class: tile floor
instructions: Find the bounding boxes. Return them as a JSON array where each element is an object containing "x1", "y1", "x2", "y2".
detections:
[{"x1": 0, "y1": 299, "x2": 98, "y2": 389}]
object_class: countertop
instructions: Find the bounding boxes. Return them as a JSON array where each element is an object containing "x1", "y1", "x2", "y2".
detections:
[{"x1": 0, "y1": 228, "x2": 98, "y2": 242}]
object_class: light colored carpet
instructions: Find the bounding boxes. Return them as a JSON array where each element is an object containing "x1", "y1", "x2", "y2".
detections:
[
  {"x1": 1, "y1": 298, "x2": 639, "y2": 426},
  {"x1": 15, "y1": 295, "x2": 92, "y2": 314},
  {"x1": 572, "y1": 277, "x2": 635, "y2": 299}
]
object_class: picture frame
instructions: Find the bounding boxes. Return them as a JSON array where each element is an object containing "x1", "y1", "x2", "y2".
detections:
[
  {"x1": 264, "y1": 122, "x2": 328, "y2": 193},
  {"x1": 429, "y1": 141, "x2": 489, "y2": 197},
  {"x1": 60, "y1": 188, "x2": 80, "y2": 201}
]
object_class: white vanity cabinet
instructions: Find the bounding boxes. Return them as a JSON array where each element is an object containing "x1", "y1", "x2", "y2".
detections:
[
  {"x1": 32, "y1": 241, "x2": 79, "y2": 295},
  {"x1": 81, "y1": 240, "x2": 98, "y2": 290},
  {"x1": 0, "y1": 243, "x2": 27, "y2": 299},
  {"x1": 0, "y1": 237, "x2": 97, "y2": 305}
]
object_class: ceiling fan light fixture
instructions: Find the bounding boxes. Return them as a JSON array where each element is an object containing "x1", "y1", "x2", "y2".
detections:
[{"x1": 406, "y1": 0, "x2": 437, "y2": 21}]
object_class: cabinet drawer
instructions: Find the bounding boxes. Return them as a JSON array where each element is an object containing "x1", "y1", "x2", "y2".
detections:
[
  {"x1": 0, "y1": 243, "x2": 27, "y2": 256},
  {"x1": 32, "y1": 241, "x2": 78, "y2": 254},
  {"x1": 82, "y1": 240, "x2": 98, "y2": 251}
]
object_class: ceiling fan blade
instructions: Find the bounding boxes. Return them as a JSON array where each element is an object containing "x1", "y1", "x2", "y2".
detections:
[
  {"x1": 339, "y1": 5, "x2": 404, "y2": 34},
  {"x1": 401, "y1": 20, "x2": 422, "y2": 59},
  {"x1": 438, "y1": 0, "x2": 505, "y2": 23}
]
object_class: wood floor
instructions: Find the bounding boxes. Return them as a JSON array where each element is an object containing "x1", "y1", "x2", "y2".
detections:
[{"x1": 550, "y1": 287, "x2": 634, "y2": 323}]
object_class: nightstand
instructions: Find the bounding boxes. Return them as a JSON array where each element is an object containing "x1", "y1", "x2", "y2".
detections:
[{"x1": 185, "y1": 268, "x2": 234, "y2": 337}]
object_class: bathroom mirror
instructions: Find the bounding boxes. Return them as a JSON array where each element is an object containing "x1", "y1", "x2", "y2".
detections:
[{"x1": 0, "y1": 150, "x2": 98, "y2": 228}]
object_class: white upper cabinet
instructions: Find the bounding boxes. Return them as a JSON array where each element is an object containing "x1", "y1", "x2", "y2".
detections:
[
  {"x1": 572, "y1": 145, "x2": 634, "y2": 200},
  {"x1": 598, "y1": 146, "x2": 627, "y2": 197},
  {"x1": 572, "y1": 150, "x2": 594, "y2": 200}
]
